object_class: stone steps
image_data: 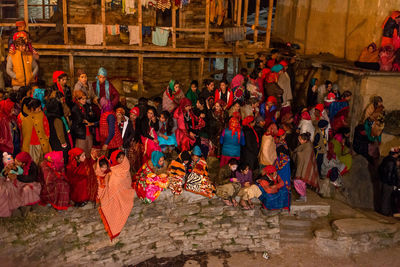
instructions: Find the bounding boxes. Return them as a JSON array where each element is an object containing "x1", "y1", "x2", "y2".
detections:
[{"x1": 279, "y1": 217, "x2": 313, "y2": 244}]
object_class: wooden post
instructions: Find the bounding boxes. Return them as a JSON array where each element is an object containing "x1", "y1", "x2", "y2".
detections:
[
  {"x1": 234, "y1": 0, "x2": 238, "y2": 23},
  {"x1": 243, "y1": 0, "x2": 249, "y2": 26},
  {"x1": 138, "y1": 0, "x2": 143, "y2": 47},
  {"x1": 253, "y1": 0, "x2": 260, "y2": 42},
  {"x1": 236, "y1": 0, "x2": 242, "y2": 26},
  {"x1": 69, "y1": 54, "x2": 74, "y2": 87},
  {"x1": 223, "y1": 58, "x2": 228, "y2": 80},
  {"x1": 62, "y1": 0, "x2": 68, "y2": 44},
  {"x1": 265, "y1": 0, "x2": 273, "y2": 48},
  {"x1": 101, "y1": 0, "x2": 106, "y2": 47},
  {"x1": 205, "y1": 0, "x2": 210, "y2": 50},
  {"x1": 199, "y1": 56, "x2": 204, "y2": 85},
  {"x1": 24, "y1": 0, "x2": 29, "y2": 32},
  {"x1": 172, "y1": 2, "x2": 177, "y2": 48},
  {"x1": 42, "y1": 0, "x2": 45, "y2": 20},
  {"x1": 138, "y1": 54, "x2": 144, "y2": 93}
]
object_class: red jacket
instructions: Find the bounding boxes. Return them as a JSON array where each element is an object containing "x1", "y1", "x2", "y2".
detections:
[{"x1": 214, "y1": 88, "x2": 233, "y2": 108}]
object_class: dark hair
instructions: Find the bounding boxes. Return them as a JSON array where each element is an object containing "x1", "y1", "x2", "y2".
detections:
[
  {"x1": 9, "y1": 91, "x2": 20, "y2": 103},
  {"x1": 325, "y1": 80, "x2": 332, "y2": 86},
  {"x1": 191, "y1": 80, "x2": 199, "y2": 87},
  {"x1": 231, "y1": 100, "x2": 242, "y2": 107},
  {"x1": 152, "y1": 96, "x2": 162, "y2": 104},
  {"x1": 204, "y1": 79, "x2": 214, "y2": 86},
  {"x1": 239, "y1": 163, "x2": 250, "y2": 172},
  {"x1": 299, "y1": 132, "x2": 311, "y2": 142},
  {"x1": 160, "y1": 110, "x2": 174, "y2": 136},
  {"x1": 220, "y1": 79, "x2": 228, "y2": 86},
  {"x1": 146, "y1": 106, "x2": 157, "y2": 117},
  {"x1": 57, "y1": 73, "x2": 68, "y2": 80},
  {"x1": 116, "y1": 151, "x2": 125, "y2": 161},
  {"x1": 372, "y1": 96, "x2": 383, "y2": 108},
  {"x1": 197, "y1": 98, "x2": 206, "y2": 107},
  {"x1": 337, "y1": 127, "x2": 350, "y2": 135},
  {"x1": 138, "y1": 97, "x2": 148, "y2": 105},
  {"x1": 240, "y1": 68, "x2": 248, "y2": 76},
  {"x1": 228, "y1": 158, "x2": 239, "y2": 166},
  {"x1": 99, "y1": 158, "x2": 109, "y2": 168},
  {"x1": 249, "y1": 68, "x2": 260, "y2": 80},
  {"x1": 342, "y1": 91, "x2": 352, "y2": 98},
  {"x1": 271, "y1": 49, "x2": 279, "y2": 54},
  {"x1": 45, "y1": 98, "x2": 64, "y2": 118},
  {"x1": 19, "y1": 86, "x2": 32, "y2": 98},
  {"x1": 14, "y1": 37, "x2": 26, "y2": 47},
  {"x1": 27, "y1": 98, "x2": 42, "y2": 111}
]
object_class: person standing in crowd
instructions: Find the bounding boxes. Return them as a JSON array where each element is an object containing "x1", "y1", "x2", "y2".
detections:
[
  {"x1": 220, "y1": 117, "x2": 245, "y2": 167},
  {"x1": 199, "y1": 79, "x2": 215, "y2": 103},
  {"x1": 0, "y1": 99, "x2": 20, "y2": 157},
  {"x1": 186, "y1": 80, "x2": 200, "y2": 106},
  {"x1": 293, "y1": 133, "x2": 319, "y2": 202},
  {"x1": 73, "y1": 69, "x2": 95, "y2": 104},
  {"x1": 258, "y1": 123, "x2": 278, "y2": 168},
  {"x1": 277, "y1": 60, "x2": 293, "y2": 116},
  {"x1": 51, "y1": 71, "x2": 73, "y2": 110},
  {"x1": 124, "y1": 107, "x2": 143, "y2": 173},
  {"x1": 241, "y1": 116, "x2": 260, "y2": 171},
  {"x1": 93, "y1": 67, "x2": 120, "y2": 108},
  {"x1": 162, "y1": 80, "x2": 185, "y2": 113},
  {"x1": 99, "y1": 97, "x2": 123, "y2": 156},
  {"x1": 66, "y1": 148, "x2": 89, "y2": 207},
  {"x1": 19, "y1": 98, "x2": 51, "y2": 164},
  {"x1": 140, "y1": 106, "x2": 160, "y2": 164},
  {"x1": 215, "y1": 80, "x2": 234, "y2": 109},
  {"x1": 307, "y1": 78, "x2": 318, "y2": 108},
  {"x1": 379, "y1": 147, "x2": 400, "y2": 216}
]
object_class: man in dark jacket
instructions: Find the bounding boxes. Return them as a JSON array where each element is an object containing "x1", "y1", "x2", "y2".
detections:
[{"x1": 379, "y1": 147, "x2": 400, "y2": 216}]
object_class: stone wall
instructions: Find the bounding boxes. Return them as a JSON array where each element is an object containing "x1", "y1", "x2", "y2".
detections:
[
  {"x1": 0, "y1": 194, "x2": 280, "y2": 266},
  {"x1": 274, "y1": 0, "x2": 400, "y2": 60}
]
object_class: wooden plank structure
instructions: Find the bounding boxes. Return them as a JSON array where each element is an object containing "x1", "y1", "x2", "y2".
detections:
[{"x1": 1, "y1": 0, "x2": 275, "y2": 89}]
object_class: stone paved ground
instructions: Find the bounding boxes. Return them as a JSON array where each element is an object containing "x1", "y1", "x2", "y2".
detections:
[{"x1": 0, "y1": 190, "x2": 399, "y2": 266}]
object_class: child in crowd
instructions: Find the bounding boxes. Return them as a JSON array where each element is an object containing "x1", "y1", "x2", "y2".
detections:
[
  {"x1": 158, "y1": 110, "x2": 178, "y2": 156},
  {"x1": 215, "y1": 158, "x2": 241, "y2": 206}
]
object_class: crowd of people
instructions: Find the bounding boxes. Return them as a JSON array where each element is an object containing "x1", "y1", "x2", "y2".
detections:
[{"x1": 1, "y1": 31, "x2": 399, "y2": 241}]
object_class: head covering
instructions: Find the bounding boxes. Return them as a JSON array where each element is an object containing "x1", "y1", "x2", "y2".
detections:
[
  {"x1": 277, "y1": 128, "x2": 286, "y2": 137},
  {"x1": 310, "y1": 78, "x2": 317, "y2": 87},
  {"x1": 32, "y1": 88, "x2": 46, "y2": 108},
  {"x1": 318, "y1": 120, "x2": 329, "y2": 129},
  {"x1": 110, "y1": 150, "x2": 123, "y2": 167},
  {"x1": 68, "y1": 147, "x2": 84, "y2": 162},
  {"x1": 271, "y1": 64, "x2": 284, "y2": 73},
  {"x1": 100, "y1": 97, "x2": 113, "y2": 113},
  {"x1": 301, "y1": 111, "x2": 311, "y2": 120},
  {"x1": 0, "y1": 99, "x2": 15, "y2": 116},
  {"x1": 215, "y1": 99, "x2": 227, "y2": 110},
  {"x1": 45, "y1": 151, "x2": 64, "y2": 172},
  {"x1": 179, "y1": 97, "x2": 192, "y2": 110},
  {"x1": 264, "y1": 165, "x2": 277, "y2": 174},
  {"x1": 228, "y1": 117, "x2": 241, "y2": 142},
  {"x1": 151, "y1": 151, "x2": 164, "y2": 168},
  {"x1": 168, "y1": 80, "x2": 176, "y2": 94},
  {"x1": 15, "y1": 152, "x2": 32, "y2": 175},
  {"x1": 315, "y1": 104, "x2": 324, "y2": 112},
  {"x1": 130, "y1": 107, "x2": 140, "y2": 116},
  {"x1": 116, "y1": 107, "x2": 125, "y2": 115},
  {"x1": 13, "y1": 31, "x2": 27, "y2": 41},
  {"x1": 267, "y1": 96, "x2": 277, "y2": 105},
  {"x1": 16, "y1": 20, "x2": 26, "y2": 27},
  {"x1": 52, "y1": 71, "x2": 66, "y2": 95},
  {"x1": 3, "y1": 152, "x2": 14, "y2": 167},
  {"x1": 242, "y1": 116, "x2": 254, "y2": 126},
  {"x1": 96, "y1": 67, "x2": 110, "y2": 100},
  {"x1": 192, "y1": 146, "x2": 202, "y2": 156},
  {"x1": 326, "y1": 92, "x2": 336, "y2": 102},
  {"x1": 334, "y1": 133, "x2": 344, "y2": 143},
  {"x1": 279, "y1": 60, "x2": 288, "y2": 67},
  {"x1": 76, "y1": 69, "x2": 86, "y2": 77}
]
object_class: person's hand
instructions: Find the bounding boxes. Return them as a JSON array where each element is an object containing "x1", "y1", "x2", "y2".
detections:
[
  {"x1": 102, "y1": 144, "x2": 108, "y2": 151},
  {"x1": 61, "y1": 143, "x2": 67, "y2": 148},
  {"x1": 312, "y1": 85, "x2": 317, "y2": 92}
]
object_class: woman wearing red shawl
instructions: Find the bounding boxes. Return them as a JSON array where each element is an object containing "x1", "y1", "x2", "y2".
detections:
[
  {"x1": 125, "y1": 107, "x2": 143, "y2": 173},
  {"x1": 66, "y1": 148, "x2": 90, "y2": 206},
  {"x1": 139, "y1": 106, "x2": 161, "y2": 164},
  {"x1": 206, "y1": 99, "x2": 227, "y2": 157},
  {"x1": 162, "y1": 80, "x2": 185, "y2": 113},
  {"x1": 241, "y1": 116, "x2": 261, "y2": 171},
  {"x1": 51, "y1": 71, "x2": 73, "y2": 110},
  {"x1": 40, "y1": 151, "x2": 70, "y2": 210},
  {"x1": 174, "y1": 97, "x2": 205, "y2": 152},
  {"x1": 220, "y1": 117, "x2": 245, "y2": 167},
  {"x1": 0, "y1": 99, "x2": 19, "y2": 156},
  {"x1": 97, "y1": 150, "x2": 134, "y2": 241},
  {"x1": 14, "y1": 152, "x2": 41, "y2": 208}
]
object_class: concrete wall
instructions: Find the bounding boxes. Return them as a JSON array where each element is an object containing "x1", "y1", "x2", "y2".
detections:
[{"x1": 274, "y1": 0, "x2": 400, "y2": 60}]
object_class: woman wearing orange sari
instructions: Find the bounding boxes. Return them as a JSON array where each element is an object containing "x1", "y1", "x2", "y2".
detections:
[{"x1": 97, "y1": 150, "x2": 134, "y2": 241}]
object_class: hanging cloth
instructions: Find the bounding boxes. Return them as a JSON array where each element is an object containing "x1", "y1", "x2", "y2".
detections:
[
  {"x1": 123, "y1": 0, "x2": 136, "y2": 14},
  {"x1": 152, "y1": 27, "x2": 170, "y2": 46},
  {"x1": 85, "y1": 25, "x2": 103, "y2": 45},
  {"x1": 107, "y1": 25, "x2": 120, "y2": 35},
  {"x1": 128, "y1": 26, "x2": 140, "y2": 44}
]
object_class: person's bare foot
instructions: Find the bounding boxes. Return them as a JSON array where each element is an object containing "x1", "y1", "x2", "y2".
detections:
[
  {"x1": 240, "y1": 200, "x2": 250, "y2": 210},
  {"x1": 223, "y1": 199, "x2": 233, "y2": 206},
  {"x1": 247, "y1": 200, "x2": 255, "y2": 209},
  {"x1": 231, "y1": 199, "x2": 238, "y2": 207}
]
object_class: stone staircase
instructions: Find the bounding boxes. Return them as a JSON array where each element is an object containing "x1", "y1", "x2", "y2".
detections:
[{"x1": 280, "y1": 216, "x2": 313, "y2": 244}]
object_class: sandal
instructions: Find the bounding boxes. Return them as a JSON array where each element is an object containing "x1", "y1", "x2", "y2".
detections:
[{"x1": 223, "y1": 199, "x2": 233, "y2": 206}]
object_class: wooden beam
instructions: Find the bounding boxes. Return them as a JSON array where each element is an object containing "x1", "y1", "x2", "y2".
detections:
[
  {"x1": 24, "y1": 0, "x2": 29, "y2": 32},
  {"x1": 254, "y1": 0, "x2": 260, "y2": 42},
  {"x1": 172, "y1": 2, "x2": 177, "y2": 48},
  {"x1": 199, "y1": 56, "x2": 204, "y2": 85},
  {"x1": 101, "y1": 0, "x2": 106, "y2": 47},
  {"x1": 265, "y1": 0, "x2": 273, "y2": 48},
  {"x1": 243, "y1": 0, "x2": 249, "y2": 26},
  {"x1": 62, "y1": 0, "x2": 68, "y2": 44},
  {"x1": 138, "y1": 0, "x2": 143, "y2": 47},
  {"x1": 205, "y1": 0, "x2": 210, "y2": 50},
  {"x1": 39, "y1": 51, "x2": 235, "y2": 58},
  {"x1": 69, "y1": 54, "x2": 74, "y2": 86},
  {"x1": 138, "y1": 54, "x2": 144, "y2": 93},
  {"x1": 236, "y1": 0, "x2": 242, "y2": 26}
]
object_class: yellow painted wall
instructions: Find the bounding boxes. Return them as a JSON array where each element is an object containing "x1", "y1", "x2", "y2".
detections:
[{"x1": 275, "y1": 0, "x2": 400, "y2": 60}]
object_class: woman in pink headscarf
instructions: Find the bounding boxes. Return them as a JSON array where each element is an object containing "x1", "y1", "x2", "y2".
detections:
[{"x1": 40, "y1": 151, "x2": 70, "y2": 210}]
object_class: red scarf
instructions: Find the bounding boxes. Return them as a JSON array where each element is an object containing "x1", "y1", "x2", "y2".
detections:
[
  {"x1": 229, "y1": 117, "x2": 241, "y2": 142},
  {"x1": 242, "y1": 116, "x2": 259, "y2": 144}
]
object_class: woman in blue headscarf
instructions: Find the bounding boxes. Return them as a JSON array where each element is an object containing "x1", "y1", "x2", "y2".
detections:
[
  {"x1": 92, "y1": 67, "x2": 120, "y2": 108},
  {"x1": 134, "y1": 151, "x2": 169, "y2": 203}
]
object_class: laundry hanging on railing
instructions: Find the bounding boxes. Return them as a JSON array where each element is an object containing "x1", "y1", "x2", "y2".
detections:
[
  {"x1": 107, "y1": 25, "x2": 120, "y2": 35},
  {"x1": 128, "y1": 26, "x2": 140, "y2": 44},
  {"x1": 223, "y1": 26, "x2": 246, "y2": 42},
  {"x1": 85, "y1": 25, "x2": 103, "y2": 45},
  {"x1": 152, "y1": 27, "x2": 170, "y2": 46},
  {"x1": 123, "y1": 0, "x2": 136, "y2": 14}
]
